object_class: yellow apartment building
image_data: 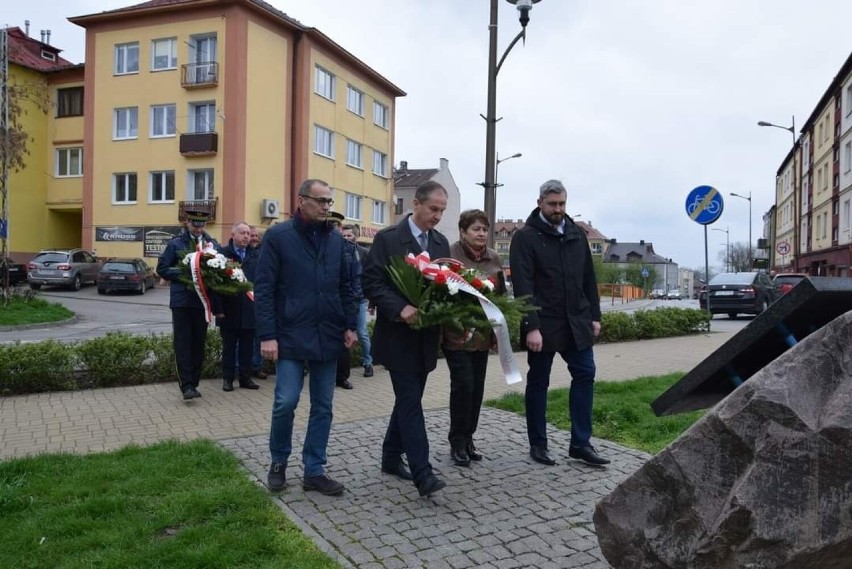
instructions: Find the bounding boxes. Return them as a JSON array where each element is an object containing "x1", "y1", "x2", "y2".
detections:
[
  {"x1": 3, "y1": 27, "x2": 85, "y2": 261},
  {"x1": 808, "y1": 101, "x2": 835, "y2": 256},
  {"x1": 13, "y1": 0, "x2": 406, "y2": 262},
  {"x1": 772, "y1": 146, "x2": 797, "y2": 271}
]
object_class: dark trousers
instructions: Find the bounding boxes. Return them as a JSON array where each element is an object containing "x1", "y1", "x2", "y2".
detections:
[
  {"x1": 336, "y1": 347, "x2": 351, "y2": 383},
  {"x1": 383, "y1": 370, "x2": 431, "y2": 484},
  {"x1": 525, "y1": 340, "x2": 596, "y2": 449},
  {"x1": 172, "y1": 307, "x2": 208, "y2": 390},
  {"x1": 445, "y1": 349, "x2": 489, "y2": 450},
  {"x1": 220, "y1": 327, "x2": 255, "y2": 381}
]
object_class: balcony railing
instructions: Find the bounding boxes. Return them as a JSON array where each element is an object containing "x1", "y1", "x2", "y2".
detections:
[
  {"x1": 180, "y1": 132, "x2": 218, "y2": 156},
  {"x1": 178, "y1": 199, "x2": 218, "y2": 223},
  {"x1": 180, "y1": 62, "x2": 219, "y2": 88}
]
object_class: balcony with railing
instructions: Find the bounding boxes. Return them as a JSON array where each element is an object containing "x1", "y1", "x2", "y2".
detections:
[
  {"x1": 180, "y1": 131, "x2": 218, "y2": 156},
  {"x1": 181, "y1": 62, "x2": 219, "y2": 88},
  {"x1": 178, "y1": 199, "x2": 218, "y2": 223}
]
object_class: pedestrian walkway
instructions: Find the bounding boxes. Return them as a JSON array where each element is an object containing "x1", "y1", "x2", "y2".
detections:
[{"x1": 0, "y1": 331, "x2": 734, "y2": 567}]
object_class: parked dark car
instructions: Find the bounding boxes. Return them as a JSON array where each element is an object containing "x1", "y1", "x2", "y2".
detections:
[
  {"x1": 1, "y1": 257, "x2": 28, "y2": 286},
  {"x1": 27, "y1": 249, "x2": 103, "y2": 290},
  {"x1": 97, "y1": 258, "x2": 156, "y2": 295},
  {"x1": 698, "y1": 271, "x2": 779, "y2": 318},
  {"x1": 772, "y1": 272, "x2": 808, "y2": 295}
]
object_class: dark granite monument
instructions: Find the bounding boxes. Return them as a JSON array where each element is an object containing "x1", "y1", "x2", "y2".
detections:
[{"x1": 594, "y1": 309, "x2": 852, "y2": 568}]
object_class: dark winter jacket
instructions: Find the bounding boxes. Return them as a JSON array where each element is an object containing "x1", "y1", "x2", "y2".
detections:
[
  {"x1": 156, "y1": 230, "x2": 221, "y2": 309},
  {"x1": 253, "y1": 214, "x2": 358, "y2": 362},
  {"x1": 362, "y1": 215, "x2": 450, "y2": 373},
  {"x1": 509, "y1": 209, "x2": 601, "y2": 352},
  {"x1": 215, "y1": 240, "x2": 259, "y2": 330}
]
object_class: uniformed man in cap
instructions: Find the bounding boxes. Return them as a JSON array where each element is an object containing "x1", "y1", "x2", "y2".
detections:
[{"x1": 157, "y1": 209, "x2": 221, "y2": 400}]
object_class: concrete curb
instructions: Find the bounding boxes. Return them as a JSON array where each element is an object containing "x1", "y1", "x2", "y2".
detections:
[{"x1": 0, "y1": 314, "x2": 79, "y2": 332}]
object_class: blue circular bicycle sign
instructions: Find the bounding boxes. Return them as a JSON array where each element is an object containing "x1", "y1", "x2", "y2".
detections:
[{"x1": 685, "y1": 185, "x2": 724, "y2": 225}]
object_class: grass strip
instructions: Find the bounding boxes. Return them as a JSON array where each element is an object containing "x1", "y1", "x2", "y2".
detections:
[
  {"x1": 0, "y1": 296, "x2": 74, "y2": 326},
  {"x1": 486, "y1": 372, "x2": 705, "y2": 454},
  {"x1": 0, "y1": 440, "x2": 339, "y2": 569}
]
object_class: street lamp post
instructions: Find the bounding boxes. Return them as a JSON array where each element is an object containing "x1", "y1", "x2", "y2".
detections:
[
  {"x1": 481, "y1": 0, "x2": 542, "y2": 248},
  {"x1": 495, "y1": 151, "x2": 522, "y2": 191},
  {"x1": 758, "y1": 117, "x2": 798, "y2": 271},
  {"x1": 711, "y1": 226, "x2": 730, "y2": 272},
  {"x1": 730, "y1": 191, "x2": 752, "y2": 270}
]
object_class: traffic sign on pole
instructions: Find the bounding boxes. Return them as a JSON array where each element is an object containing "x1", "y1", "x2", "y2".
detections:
[
  {"x1": 685, "y1": 185, "x2": 724, "y2": 225},
  {"x1": 776, "y1": 241, "x2": 791, "y2": 255}
]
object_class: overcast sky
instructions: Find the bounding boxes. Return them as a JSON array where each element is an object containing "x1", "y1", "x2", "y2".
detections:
[{"x1": 4, "y1": 0, "x2": 852, "y2": 269}]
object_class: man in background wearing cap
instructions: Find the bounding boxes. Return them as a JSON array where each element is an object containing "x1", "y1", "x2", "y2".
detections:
[
  {"x1": 157, "y1": 209, "x2": 221, "y2": 400},
  {"x1": 255, "y1": 179, "x2": 358, "y2": 496},
  {"x1": 509, "y1": 179, "x2": 609, "y2": 468}
]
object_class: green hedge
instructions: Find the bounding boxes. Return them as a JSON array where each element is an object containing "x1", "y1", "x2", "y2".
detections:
[{"x1": 0, "y1": 308, "x2": 709, "y2": 395}]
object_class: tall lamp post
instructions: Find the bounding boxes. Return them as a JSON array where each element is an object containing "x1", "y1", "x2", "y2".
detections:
[
  {"x1": 481, "y1": 0, "x2": 542, "y2": 248},
  {"x1": 730, "y1": 191, "x2": 752, "y2": 270},
  {"x1": 495, "y1": 151, "x2": 522, "y2": 189},
  {"x1": 711, "y1": 226, "x2": 730, "y2": 272},
  {"x1": 758, "y1": 117, "x2": 797, "y2": 271}
]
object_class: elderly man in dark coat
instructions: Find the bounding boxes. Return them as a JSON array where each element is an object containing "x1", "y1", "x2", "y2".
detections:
[
  {"x1": 254, "y1": 179, "x2": 358, "y2": 496},
  {"x1": 362, "y1": 180, "x2": 451, "y2": 498}
]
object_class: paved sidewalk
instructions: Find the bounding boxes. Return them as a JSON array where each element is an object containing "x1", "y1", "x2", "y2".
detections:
[{"x1": 0, "y1": 331, "x2": 733, "y2": 568}]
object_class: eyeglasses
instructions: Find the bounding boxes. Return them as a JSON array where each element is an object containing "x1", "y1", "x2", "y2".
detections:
[{"x1": 301, "y1": 195, "x2": 334, "y2": 207}]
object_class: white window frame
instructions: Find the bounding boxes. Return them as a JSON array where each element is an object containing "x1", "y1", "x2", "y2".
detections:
[
  {"x1": 114, "y1": 42, "x2": 139, "y2": 75},
  {"x1": 150, "y1": 171, "x2": 175, "y2": 203},
  {"x1": 150, "y1": 104, "x2": 176, "y2": 138},
  {"x1": 347, "y1": 85, "x2": 364, "y2": 116},
  {"x1": 845, "y1": 141, "x2": 852, "y2": 173},
  {"x1": 372, "y1": 150, "x2": 388, "y2": 177},
  {"x1": 56, "y1": 147, "x2": 83, "y2": 177},
  {"x1": 314, "y1": 66, "x2": 335, "y2": 101},
  {"x1": 113, "y1": 173, "x2": 138, "y2": 204},
  {"x1": 188, "y1": 101, "x2": 216, "y2": 134},
  {"x1": 373, "y1": 101, "x2": 388, "y2": 129},
  {"x1": 188, "y1": 169, "x2": 214, "y2": 200},
  {"x1": 346, "y1": 139, "x2": 363, "y2": 169},
  {"x1": 151, "y1": 38, "x2": 177, "y2": 71},
  {"x1": 113, "y1": 107, "x2": 138, "y2": 140},
  {"x1": 314, "y1": 125, "x2": 334, "y2": 158},
  {"x1": 372, "y1": 199, "x2": 386, "y2": 225},
  {"x1": 345, "y1": 193, "x2": 362, "y2": 220}
]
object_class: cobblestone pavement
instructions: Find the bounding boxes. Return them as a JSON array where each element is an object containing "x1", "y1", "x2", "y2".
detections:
[{"x1": 222, "y1": 408, "x2": 649, "y2": 569}]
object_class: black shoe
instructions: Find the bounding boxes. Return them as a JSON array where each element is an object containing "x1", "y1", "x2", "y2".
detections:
[
  {"x1": 530, "y1": 445, "x2": 556, "y2": 466},
  {"x1": 450, "y1": 448, "x2": 471, "y2": 467},
  {"x1": 303, "y1": 474, "x2": 345, "y2": 496},
  {"x1": 253, "y1": 369, "x2": 269, "y2": 379},
  {"x1": 466, "y1": 442, "x2": 483, "y2": 462},
  {"x1": 239, "y1": 378, "x2": 260, "y2": 390},
  {"x1": 363, "y1": 365, "x2": 374, "y2": 377},
  {"x1": 569, "y1": 445, "x2": 611, "y2": 466},
  {"x1": 222, "y1": 379, "x2": 234, "y2": 392},
  {"x1": 381, "y1": 459, "x2": 413, "y2": 481},
  {"x1": 417, "y1": 474, "x2": 447, "y2": 498},
  {"x1": 182, "y1": 387, "x2": 195, "y2": 400},
  {"x1": 336, "y1": 379, "x2": 353, "y2": 390},
  {"x1": 267, "y1": 462, "x2": 286, "y2": 491}
]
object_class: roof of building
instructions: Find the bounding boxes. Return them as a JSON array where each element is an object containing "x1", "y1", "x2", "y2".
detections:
[
  {"x1": 5, "y1": 27, "x2": 76, "y2": 71},
  {"x1": 605, "y1": 241, "x2": 671, "y2": 264},
  {"x1": 493, "y1": 218, "x2": 609, "y2": 241},
  {"x1": 68, "y1": 0, "x2": 405, "y2": 97},
  {"x1": 393, "y1": 168, "x2": 439, "y2": 189}
]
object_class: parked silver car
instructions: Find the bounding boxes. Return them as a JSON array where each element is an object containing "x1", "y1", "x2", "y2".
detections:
[{"x1": 27, "y1": 249, "x2": 103, "y2": 291}]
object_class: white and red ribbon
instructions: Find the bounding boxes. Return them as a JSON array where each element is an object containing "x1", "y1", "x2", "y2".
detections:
[
  {"x1": 405, "y1": 252, "x2": 521, "y2": 385},
  {"x1": 188, "y1": 241, "x2": 215, "y2": 323}
]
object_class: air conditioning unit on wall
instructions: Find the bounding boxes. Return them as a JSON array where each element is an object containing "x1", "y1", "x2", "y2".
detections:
[{"x1": 261, "y1": 198, "x2": 280, "y2": 219}]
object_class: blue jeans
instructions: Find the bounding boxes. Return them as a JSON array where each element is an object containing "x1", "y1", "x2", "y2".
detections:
[
  {"x1": 526, "y1": 342, "x2": 596, "y2": 449},
  {"x1": 357, "y1": 300, "x2": 372, "y2": 367},
  {"x1": 252, "y1": 335, "x2": 263, "y2": 371},
  {"x1": 269, "y1": 359, "x2": 336, "y2": 476}
]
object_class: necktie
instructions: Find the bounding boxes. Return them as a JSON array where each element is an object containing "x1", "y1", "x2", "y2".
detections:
[
  {"x1": 419, "y1": 232, "x2": 428, "y2": 253},
  {"x1": 237, "y1": 248, "x2": 245, "y2": 261}
]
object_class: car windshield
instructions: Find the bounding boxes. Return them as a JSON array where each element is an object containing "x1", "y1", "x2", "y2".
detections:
[
  {"x1": 33, "y1": 253, "x2": 69, "y2": 264},
  {"x1": 709, "y1": 272, "x2": 756, "y2": 285},
  {"x1": 103, "y1": 262, "x2": 136, "y2": 272}
]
